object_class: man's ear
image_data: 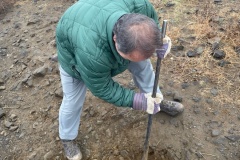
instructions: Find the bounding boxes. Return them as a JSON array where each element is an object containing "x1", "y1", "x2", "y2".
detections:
[{"x1": 113, "y1": 35, "x2": 117, "y2": 42}]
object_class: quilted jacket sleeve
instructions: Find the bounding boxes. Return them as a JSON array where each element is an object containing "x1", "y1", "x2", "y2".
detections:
[{"x1": 75, "y1": 49, "x2": 135, "y2": 107}]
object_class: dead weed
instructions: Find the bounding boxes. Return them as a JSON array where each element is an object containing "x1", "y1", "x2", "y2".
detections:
[{"x1": 151, "y1": 0, "x2": 240, "y2": 106}]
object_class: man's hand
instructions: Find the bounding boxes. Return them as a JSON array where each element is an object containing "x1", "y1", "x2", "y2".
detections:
[
  {"x1": 156, "y1": 35, "x2": 172, "y2": 59},
  {"x1": 132, "y1": 93, "x2": 163, "y2": 114}
]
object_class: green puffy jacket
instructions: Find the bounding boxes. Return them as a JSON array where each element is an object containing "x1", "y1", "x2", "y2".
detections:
[{"x1": 56, "y1": 0, "x2": 159, "y2": 107}]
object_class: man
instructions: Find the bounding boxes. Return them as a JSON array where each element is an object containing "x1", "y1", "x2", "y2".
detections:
[{"x1": 56, "y1": 0, "x2": 184, "y2": 159}]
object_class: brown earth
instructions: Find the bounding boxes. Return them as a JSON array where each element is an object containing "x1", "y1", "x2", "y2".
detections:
[{"x1": 0, "y1": 0, "x2": 239, "y2": 160}]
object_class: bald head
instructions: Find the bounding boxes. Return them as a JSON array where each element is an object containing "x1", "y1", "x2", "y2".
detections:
[{"x1": 113, "y1": 13, "x2": 162, "y2": 59}]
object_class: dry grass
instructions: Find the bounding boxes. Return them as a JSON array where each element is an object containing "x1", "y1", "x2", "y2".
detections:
[{"x1": 151, "y1": 0, "x2": 240, "y2": 106}]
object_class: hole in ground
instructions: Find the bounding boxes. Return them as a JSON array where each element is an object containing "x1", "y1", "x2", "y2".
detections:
[{"x1": 137, "y1": 148, "x2": 174, "y2": 160}]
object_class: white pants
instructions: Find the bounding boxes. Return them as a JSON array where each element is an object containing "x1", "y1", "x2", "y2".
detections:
[{"x1": 59, "y1": 59, "x2": 161, "y2": 140}]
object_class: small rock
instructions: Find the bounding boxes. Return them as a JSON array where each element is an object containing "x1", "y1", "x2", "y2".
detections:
[
  {"x1": 164, "y1": 91, "x2": 173, "y2": 96},
  {"x1": 211, "y1": 129, "x2": 220, "y2": 137},
  {"x1": 208, "y1": 36, "x2": 221, "y2": 45},
  {"x1": 212, "y1": 42, "x2": 220, "y2": 50},
  {"x1": 212, "y1": 50, "x2": 225, "y2": 59},
  {"x1": 30, "y1": 33, "x2": 36, "y2": 37},
  {"x1": 186, "y1": 8, "x2": 198, "y2": 14},
  {"x1": 28, "y1": 151, "x2": 37, "y2": 160},
  {"x1": 195, "y1": 46, "x2": 204, "y2": 55},
  {"x1": 21, "y1": 64, "x2": 27, "y2": 70},
  {"x1": 212, "y1": 110, "x2": 219, "y2": 115},
  {"x1": 185, "y1": 150, "x2": 191, "y2": 160},
  {"x1": 9, "y1": 114, "x2": 18, "y2": 122},
  {"x1": 1, "y1": 130, "x2": 7, "y2": 136},
  {"x1": 0, "y1": 86, "x2": 6, "y2": 90},
  {"x1": 181, "y1": 82, "x2": 190, "y2": 89},
  {"x1": 159, "y1": 119, "x2": 165, "y2": 124},
  {"x1": 195, "y1": 152, "x2": 203, "y2": 158},
  {"x1": 205, "y1": 137, "x2": 210, "y2": 141},
  {"x1": 199, "y1": 80, "x2": 207, "y2": 88},
  {"x1": 168, "y1": 81, "x2": 174, "y2": 87},
  {"x1": 225, "y1": 135, "x2": 240, "y2": 142},
  {"x1": 33, "y1": 122, "x2": 38, "y2": 129},
  {"x1": 21, "y1": 74, "x2": 31, "y2": 83},
  {"x1": 14, "y1": 23, "x2": 21, "y2": 29},
  {"x1": 9, "y1": 126, "x2": 19, "y2": 131},
  {"x1": 120, "y1": 150, "x2": 129, "y2": 157},
  {"x1": 27, "y1": 18, "x2": 40, "y2": 26},
  {"x1": 10, "y1": 81, "x2": 22, "y2": 91},
  {"x1": 44, "y1": 151, "x2": 54, "y2": 160},
  {"x1": 89, "y1": 110, "x2": 96, "y2": 117},
  {"x1": 26, "y1": 78, "x2": 33, "y2": 87},
  {"x1": 173, "y1": 92, "x2": 183, "y2": 102},
  {"x1": 106, "y1": 129, "x2": 111, "y2": 137},
  {"x1": 4, "y1": 121, "x2": 13, "y2": 128},
  {"x1": 210, "y1": 88, "x2": 218, "y2": 96},
  {"x1": 55, "y1": 88, "x2": 63, "y2": 98},
  {"x1": 33, "y1": 66, "x2": 47, "y2": 77},
  {"x1": 187, "y1": 50, "x2": 198, "y2": 57},
  {"x1": 113, "y1": 149, "x2": 119, "y2": 156},
  {"x1": 0, "y1": 48, "x2": 7, "y2": 56},
  {"x1": 43, "y1": 79, "x2": 50, "y2": 86},
  {"x1": 169, "y1": 118, "x2": 179, "y2": 127},
  {"x1": 212, "y1": 137, "x2": 227, "y2": 145},
  {"x1": 2, "y1": 19, "x2": 11, "y2": 24},
  {"x1": 193, "y1": 108, "x2": 201, "y2": 114},
  {"x1": 218, "y1": 60, "x2": 230, "y2": 67},
  {"x1": 182, "y1": 139, "x2": 188, "y2": 146},
  {"x1": 0, "y1": 108, "x2": 6, "y2": 118},
  {"x1": 214, "y1": 0, "x2": 222, "y2": 4},
  {"x1": 94, "y1": 133, "x2": 99, "y2": 140},
  {"x1": 165, "y1": 2, "x2": 175, "y2": 7},
  {"x1": 0, "y1": 78, "x2": 4, "y2": 85},
  {"x1": 87, "y1": 127, "x2": 93, "y2": 133},
  {"x1": 96, "y1": 120, "x2": 103, "y2": 125},
  {"x1": 192, "y1": 97, "x2": 201, "y2": 102},
  {"x1": 206, "y1": 98, "x2": 213, "y2": 104},
  {"x1": 20, "y1": 49, "x2": 28, "y2": 57},
  {"x1": 171, "y1": 45, "x2": 184, "y2": 51},
  {"x1": 19, "y1": 132, "x2": 25, "y2": 139},
  {"x1": 85, "y1": 149, "x2": 91, "y2": 158},
  {"x1": 49, "y1": 40, "x2": 56, "y2": 47},
  {"x1": 49, "y1": 54, "x2": 58, "y2": 62},
  {"x1": 211, "y1": 16, "x2": 221, "y2": 23},
  {"x1": 228, "y1": 128, "x2": 234, "y2": 134}
]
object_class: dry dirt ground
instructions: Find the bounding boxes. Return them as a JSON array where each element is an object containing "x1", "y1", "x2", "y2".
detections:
[{"x1": 0, "y1": 0, "x2": 240, "y2": 160}]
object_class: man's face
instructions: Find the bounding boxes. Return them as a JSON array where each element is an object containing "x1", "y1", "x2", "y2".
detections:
[{"x1": 116, "y1": 47, "x2": 147, "y2": 62}]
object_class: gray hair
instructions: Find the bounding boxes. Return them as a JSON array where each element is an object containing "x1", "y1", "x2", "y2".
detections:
[{"x1": 113, "y1": 13, "x2": 162, "y2": 58}]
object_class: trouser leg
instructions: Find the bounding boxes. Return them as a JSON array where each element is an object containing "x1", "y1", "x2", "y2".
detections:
[
  {"x1": 128, "y1": 59, "x2": 161, "y2": 94},
  {"x1": 59, "y1": 66, "x2": 87, "y2": 140}
]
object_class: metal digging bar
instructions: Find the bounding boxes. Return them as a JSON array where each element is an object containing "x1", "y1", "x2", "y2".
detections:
[{"x1": 141, "y1": 20, "x2": 168, "y2": 160}]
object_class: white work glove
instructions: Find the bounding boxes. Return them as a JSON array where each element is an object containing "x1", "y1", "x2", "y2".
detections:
[
  {"x1": 156, "y1": 35, "x2": 172, "y2": 59},
  {"x1": 132, "y1": 93, "x2": 163, "y2": 114}
]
